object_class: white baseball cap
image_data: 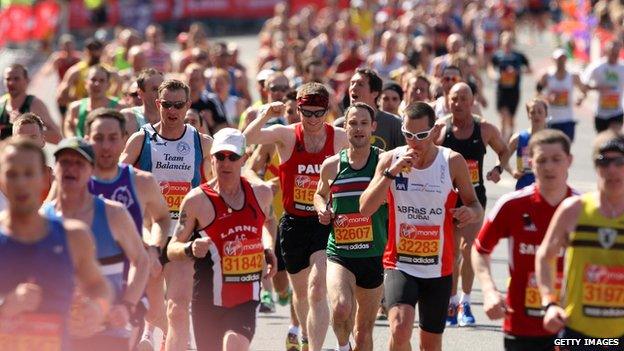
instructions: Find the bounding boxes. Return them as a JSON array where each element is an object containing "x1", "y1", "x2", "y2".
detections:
[
  {"x1": 256, "y1": 69, "x2": 275, "y2": 82},
  {"x1": 552, "y1": 48, "x2": 567, "y2": 59},
  {"x1": 211, "y1": 128, "x2": 246, "y2": 156}
]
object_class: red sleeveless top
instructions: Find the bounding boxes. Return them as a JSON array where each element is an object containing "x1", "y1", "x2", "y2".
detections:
[
  {"x1": 278, "y1": 123, "x2": 335, "y2": 217},
  {"x1": 196, "y1": 177, "x2": 265, "y2": 307}
]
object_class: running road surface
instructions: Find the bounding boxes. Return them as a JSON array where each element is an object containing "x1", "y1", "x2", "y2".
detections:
[{"x1": 21, "y1": 28, "x2": 598, "y2": 350}]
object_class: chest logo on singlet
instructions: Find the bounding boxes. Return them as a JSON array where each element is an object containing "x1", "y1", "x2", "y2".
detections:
[
  {"x1": 598, "y1": 227, "x2": 617, "y2": 249},
  {"x1": 177, "y1": 141, "x2": 191, "y2": 156},
  {"x1": 396, "y1": 176, "x2": 408, "y2": 191},
  {"x1": 110, "y1": 186, "x2": 135, "y2": 209}
]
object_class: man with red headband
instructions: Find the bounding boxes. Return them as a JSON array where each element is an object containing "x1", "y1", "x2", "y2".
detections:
[{"x1": 244, "y1": 82, "x2": 348, "y2": 351}]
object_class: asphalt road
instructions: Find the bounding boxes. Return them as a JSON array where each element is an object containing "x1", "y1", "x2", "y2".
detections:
[{"x1": 12, "y1": 26, "x2": 601, "y2": 350}]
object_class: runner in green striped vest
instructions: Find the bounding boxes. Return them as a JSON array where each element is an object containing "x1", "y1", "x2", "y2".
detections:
[{"x1": 315, "y1": 102, "x2": 386, "y2": 351}]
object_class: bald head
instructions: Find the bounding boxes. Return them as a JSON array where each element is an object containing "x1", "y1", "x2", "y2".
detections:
[
  {"x1": 449, "y1": 83, "x2": 474, "y2": 117},
  {"x1": 447, "y1": 34, "x2": 463, "y2": 53}
]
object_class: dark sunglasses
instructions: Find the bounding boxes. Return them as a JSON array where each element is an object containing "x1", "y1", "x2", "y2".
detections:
[
  {"x1": 443, "y1": 76, "x2": 460, "y2": 83},
  {"x1": 269, "y1": 85, "x2": 289, "y2": 92},
  {"x1": 214, "y1": 152, "x2": 242, "y2": 161},
  {"x1": 126, "y1": 92, "x2": 139, "y2": 98},
  {"x1": 299, "y1": 107, "x2": 326, "y2": 118},
  {"x1": 594, "y1": 155, "x2": 624, "y2": 168},
  {"x1": 159, "y1": 100, "x2": 186, "y2": 109},
  {"x1": 401, "y1": 126, "x2": 431, "y2": 141}
]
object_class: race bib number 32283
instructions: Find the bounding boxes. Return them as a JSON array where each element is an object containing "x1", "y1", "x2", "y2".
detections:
[{"x1": 397, "y1": 224, "x2": 440, "y2": 265}]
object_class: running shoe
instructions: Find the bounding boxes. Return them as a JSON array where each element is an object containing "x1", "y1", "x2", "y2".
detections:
[
  {"x1": 446, "y1": 302, "x2": 458, "y2": 327},
  {"x1": 286, "y1": 331, "x2": 300, "y2": 351},
  {"x1": 458, "y1": 301, "x2": 476, "y2": 326},
  {"x1": 376, "y1": 305, "x2": 387, "y2": 320},
  {"x1": 300, "y1": 337, "x2": 309, "y2": 351},
  {"x1": 259, "y1": 290, "x2": 276, "y2": 313},
  {"x1": 277, "y1": 289, "x2": 291, "y2": 306}
]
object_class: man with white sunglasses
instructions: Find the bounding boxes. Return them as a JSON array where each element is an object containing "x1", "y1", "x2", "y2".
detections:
[
  {"x1": 437, "y1": 82, "x2": 511, "y2": 328},
  {"x1": 360, "y1": 102, "x2": 483, "y2": 351}
]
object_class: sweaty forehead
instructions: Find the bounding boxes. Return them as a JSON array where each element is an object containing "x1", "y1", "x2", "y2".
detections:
[{"x1": 160, "y1": 88, "x2": 186, "y2": 100}]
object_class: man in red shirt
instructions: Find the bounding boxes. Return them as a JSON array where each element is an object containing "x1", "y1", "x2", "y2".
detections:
[{"x1": 472, "y1": 129, "x2": 574, "y2": 351}]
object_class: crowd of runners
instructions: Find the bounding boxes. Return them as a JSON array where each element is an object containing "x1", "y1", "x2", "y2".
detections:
[{"x1": 1, "y1": 0, "x2": 624, "y2": 351}]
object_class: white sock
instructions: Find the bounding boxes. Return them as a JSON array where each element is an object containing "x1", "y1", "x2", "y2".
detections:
[
  {"x1": 288, "y1": 325, "x2": 300, "y2": 336},
  {"x1": 338, "y1": 343, "x2": 351, "y2": 351},
  {"x1": 449, "y1": 294, "x2": 459, "y2": 305},
  {"x1": 460, "y1": 293, "x2": 471, "y2": 305}
]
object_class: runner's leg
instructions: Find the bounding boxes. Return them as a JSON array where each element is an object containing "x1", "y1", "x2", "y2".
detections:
[
  {"x1": 353, "y1": 284, "x2": 383, "y2": 351},
  {"x1": 388, "y1": 304, "x2": 415, "y2": 351},
  {"x1": 327, "y1": 260, "x2": 356, "y2": 348},
  {"x1": 223, "y1": 332, "x2": 251, "y2": 351},
  {"x1": 164, "y1": 260, "x2": 193, "y2": 351},
  {"x1": 307, "y1": 250, "x2": 329, "y2": 351},
  {"x1": 289, "y1": 267, "x2": 311, "y2": 341}
]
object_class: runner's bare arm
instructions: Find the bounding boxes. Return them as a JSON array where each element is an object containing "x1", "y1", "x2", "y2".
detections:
[
  {"x1": 536, "y1": 196, "x2": 579, "y2": 301},
  {"x1": 449, "y1": 151, "x2": 483, "y2": 226},
  {"x1": 483, "y1": 121, "x2": 512, "y2": 177},
  {"x1": 471, "y1": 246, "x2": 509, "y2": 320},
  {"x1": 64, "y1": 219, "x2": 113, "y2": 305},
  {"x1": 119, "y1": 131, "x2": 144, "y2": 165},
  {"x1": 359, "y1": 151, "x2": 395, "y2": 217},
  {"x1": 573, "y1": 73, "x2": 588, "y2": 105},
  {"x1": 242, "y1": 102, "x2": 289, "y2": 145},
  {"x1": 63, "y1": 102, "x2": 80, "y2": 137},
  {"x1": 106, "y1": 201, "x2": 149, "y2": 305},
  {"x1": 137, "y1": 171, "x2": 171, "y2": 249},
  {"x1": 30, "y1": 98, "x2": 62, "y2": 144},
  {"x1": 200, "y1": 133, "x2": 214, "y2": 181},
  {"x1": 507, "y1": 133, "x2": 521, "y2": 177},
  {"x1": 333, "y1": 128, "x2": 349, "y2": 152},
  {"x1": 167, "y1": 190, "x2": 212, "y2": 261},
  {"x1": 314, "y1": 155, "x2": 339, "y2": 224},
  {"x1": 253, "y1": 183, "x2": 278, "y2": 278},
  {"x1": 56, "y1": 66, "x2": 79, "y2": 107}
]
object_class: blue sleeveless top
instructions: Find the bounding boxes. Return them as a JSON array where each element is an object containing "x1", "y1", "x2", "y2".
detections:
[
  {"x1": 515, "y1": 130, "x2": 535, "y2": 190},
  {"x1": 0, "y1": 216, "x2": 74, "y2": 349},
  {"x1": 89, "y1": 163, "x2": 142, "y2": 234}
]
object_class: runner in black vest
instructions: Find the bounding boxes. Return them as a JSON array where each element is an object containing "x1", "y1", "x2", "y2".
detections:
[{"x1": 437, "y1": 83, "x2": 511, "y2": 328}]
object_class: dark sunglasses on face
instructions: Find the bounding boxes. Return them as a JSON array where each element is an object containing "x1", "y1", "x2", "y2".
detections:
[
  {"x1": 443, "y1": 76, "x2": 460, "y2": 83},
  {"x1": 594, "y1": 155, "x2": 624, "y2": 168},
  {"x1": 269, "y1": 85, "x2": 289, "y2": 92},
  {"x1": 126, "y1": 92, "x2": 139, "y2": 98},
  {"x1": 401, "y1": 126, "x2": 431, "y2": 141},
  {"x1": 214, "y1": 152, "x2": 242, "y2": 161},
  {"x1": 299, "y1": 107, "x2": 326, "y2": 118},
  {"x1": 159, "y1": 100, "x2": 186, "y2": 109}
]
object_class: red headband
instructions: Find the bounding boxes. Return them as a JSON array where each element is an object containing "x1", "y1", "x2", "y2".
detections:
[{"x1": 297, "y1": 94, "x2": 329, "y2": 109}]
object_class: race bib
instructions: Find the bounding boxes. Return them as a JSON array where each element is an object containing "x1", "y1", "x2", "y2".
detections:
[
  {"x1": 0, "y1": 313, "x2": 63, "y2": 351},
  {"x1": 582, "y1": 264, "x2": 624, "y2": 318},
  {"x1": 293, "y1": 174, "x2": 318, "y2": 212},
  {"x1": 524, "y1": 272, "x2": 562, "y2": 317},
  {"x1": 333, "y1": 213, "x2": 373, "y2": 250},
  {"x1": 552, "y1": 90, "x2": 569, "y2": 107},
  {"x1": 467, "y1": 159, "x2": 480, "y2": 184},
  {"x1": 222, "y1": 238, "x2": 264, "y2": 283},
  {"x1": 397, "y1": 224, "x2": 440, "y2": 265},
  {"x1": 500, "y1": 68, "x2": 517, "y2": 87},
  {"x1": 159, "y1": 181, "x2": 191, "y2": 220},
  {"x1": 600, "y1": 92, "x2": 620, "y2": 110}
]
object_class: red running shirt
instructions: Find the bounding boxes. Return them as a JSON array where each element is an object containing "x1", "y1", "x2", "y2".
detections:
[
  {"x1": 196, "y1": 178, "x2": 265, "y2": 308},
  {"x1": 475, "y1": 184, "x2": 575, "y2": 337},
  {"x1": 279, "y1": 123, "x2": 335, "y2": 217}
]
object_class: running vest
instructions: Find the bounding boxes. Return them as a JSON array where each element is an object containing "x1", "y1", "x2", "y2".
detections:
[
  {"x1": 194, "y1": 178, "x2": 265, "y2": 308},
  {"x1": 0, "y1": 94, "x2": 34, "y2": 140},
  {"x1": 0, "y1": 216, "x2": 74, "y2": 351},
  {"x1": 130, "y1": 106, "x2": 147, "y2": 131},
  {"x1": 113, "y1": 47, "x2": 131, "y2": 71},
  {"x1": 384, "y1": 146, "x2": 457, "y2": 278},
  {"x1": 563, "y1": 193, "x2": 624, "y2": 338},
  {"x1": 515, "y1": 130, "x2": 535, "y2": 190},
  {"x1": 264, "y1": 150, "x2": 284, "y2": 219},
  {"x1": 279, "y1": 123, "x2": 335, "y2": 217},
  {"x1": 327, "y1": 147, "x2": 387, "y2": 258},
  {"x1": 442, "y1": 117, "x2": 486, "y2": 191},
  {"x1": 546, "y1": 71, "x2": 575, "y2": 123},
  {"x1": 89, "y1": 163, "x2": 143, "y2": 233},
  {"x1": 75, "y1": 97, "x2": 119, "y2": 137},
  {"x1": 136, "y1": 124, "x2": 203, "y2": 227}
]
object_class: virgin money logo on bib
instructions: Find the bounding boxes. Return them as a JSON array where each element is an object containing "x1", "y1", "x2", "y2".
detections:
[
  {"x1": 334, "y1": 215, "x2": 348, "y2": 228},
  {"x1": 585, "y1": 264, "x2": 606, "y2": 284},
  {"x1": 177, "y1": 141, "x2": 191, "y2": 156},
  {"x1": 160, "y1": 182, "x2": 170, "y2": 194},
  {"x1": 224, "y1": 240, "x2": 243, "y2": 256},
  {"x1": 295, "y1": 175, "x2": 311, "y2": 188}
]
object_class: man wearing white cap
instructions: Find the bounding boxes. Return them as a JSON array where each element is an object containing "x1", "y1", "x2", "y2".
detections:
[
  {"x1": 168, "y1": 128, "x2": 277, "y2": 351},
  {"x1": 536, "y1": 48, "x2": 586, "y2": 141}
]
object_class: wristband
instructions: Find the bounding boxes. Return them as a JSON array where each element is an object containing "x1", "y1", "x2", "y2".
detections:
[
  {"x1": 184, "y1": 241, "x2": 195, "y2": 259},
  {"x1": 493, "y1": 165, "x2": 503, "y2": 174},
  {"x1": 382, "y1": 169, "x2": 396, "y2": 180},
  {"x1": 264, "y1": 248, "x2": 272, "y2": 264},
  {"x1": 543, "y1": 302, "x2": 559, "y2": 312}
]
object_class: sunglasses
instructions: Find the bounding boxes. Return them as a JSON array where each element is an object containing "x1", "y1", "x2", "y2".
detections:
[
  {"x1": 443, "y1": 76, "x2": 460, "y2": 83},
  {"x1": 299, "y1": 107, "x2": 327, "y2": 118},
  {"x1": 269, "y1": 85, "x2": 289, "y2": 92},
  {"x1": 159, "y1": 100, "x2": 186, "y2": 109},
  {"x1": 126, "y1": 92, "x2": 139, "y2": 98},
  {"x1": 594, "y1": 155, "x2": 624, "y2": 168},
  {"x1": 214, "y1": 152, "x2": 242, "y2": 161},
  {"x1": 401, "y1": 126, "x2": 431, "y2": 141}
]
